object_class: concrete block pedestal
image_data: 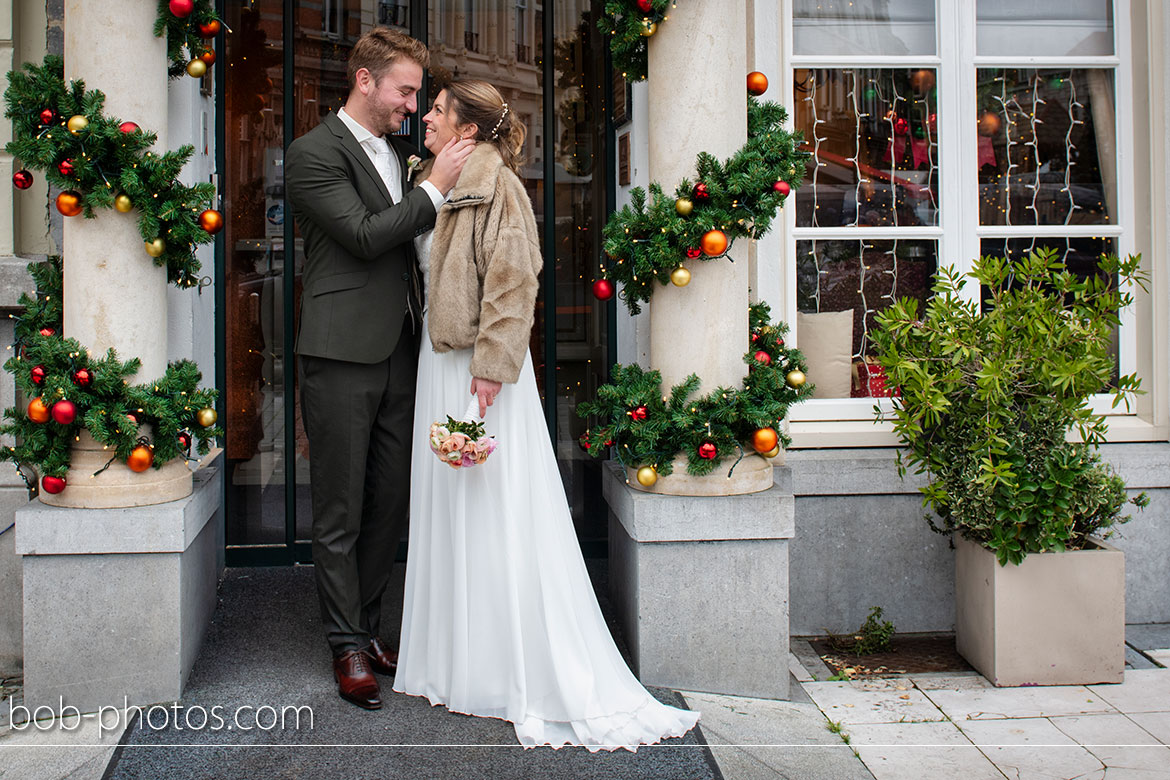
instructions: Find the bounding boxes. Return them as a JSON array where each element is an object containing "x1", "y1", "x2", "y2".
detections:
[
  {"x1": 603, "y1": 461, "x2": 795, "y2": 700},
  {"x1": 14, "y1": 453, "x2": 224, "y2": 714}
]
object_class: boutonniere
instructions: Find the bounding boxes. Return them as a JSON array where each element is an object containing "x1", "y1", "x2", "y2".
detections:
[{"x1": 406, "y1": 154, "x2": 422, "y2": 182}]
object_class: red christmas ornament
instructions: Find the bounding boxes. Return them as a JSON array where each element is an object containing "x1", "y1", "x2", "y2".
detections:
[
  {"x1": 592, "y1": 279, "x2": 615, "y2": 301},
  {"x1": 179, "y1": 431, "x2": 193, "y2": 450},
  {"x1": 698, "y1": 441, "x2": 717, "y2": 460},
  {"x1": 685, "y1": 247, "x2": 702, "y2": 260},
  {"x1": 13, "y1": 170, "x2": 33, "y2": 190},
  {"x1": 39, "y1": 108, "x2": 56, "y2": 125},
  {"x1": 73, "y1": 368, "x2": 92, "y2": 388},
  {"x1": 41, "y1": 475, "x2": 66, "y2": 494},
  {"x1": 636, "y1": 0, "x2": 653, "y2": 11},
  {"x1": 928, "y1": 113, "x2": 937, "y2": 131},
  {"x1": 581, "y1": 439, "x2": 591, "y2": 450},
  {"x1": 51, "y1": 399, "x2": 77, "y2": 425},
  {"x1": 199, "y1": 48, "x2": 216, "y2": 66},
  {"x1": 31, "y1": 365, "x2": 46, "y2": 385},
  {"x1": 772, "y1": 180, "x2": 791, "y2": 196},
  {"x1": 692, "y1": 182, "x2": 710, "y2": 202},
  {"x1": 168, "y1": 0, "x2": 194, "y2": 18},
  {"x1": 119, "y1": 121, "x2": 140, "y2": 134},
  {"x1": 126, "y1": 412, "x2": 139, "y2": 425},
  {"x1": 630, "y1": 405, "x2": 648, "y2": 421},
  {"x1": 894, "y1": 117, "x2": 909, "y2": 136},
  {"x1": 753, "y1": 350, "x2": 772, "y2": 365},
  {"x1": 57, "y1": 159, "x2": 75, "y2": 177},
  {"x1": 39, "y1": 327, "x2": 56, "y2": 337},
  {"x1": 198, "y1": 19, "x2": 222, "y2": 38}
]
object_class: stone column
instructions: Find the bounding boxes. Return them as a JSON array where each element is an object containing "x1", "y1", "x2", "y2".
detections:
[
  {"x1": 639, "y1": 0, "x2": 771, "y2": 495},
  {"x1": 41, "y1": 0, "x2": 191, "y2": 507}
]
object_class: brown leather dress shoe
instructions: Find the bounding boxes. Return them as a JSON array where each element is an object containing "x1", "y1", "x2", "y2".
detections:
[
  {"x1": 333, "y1": 649, "x2": 381, "y2": 710},
  {"x1": 366, "y1": 636, "x2": 399, "y2": 676}
]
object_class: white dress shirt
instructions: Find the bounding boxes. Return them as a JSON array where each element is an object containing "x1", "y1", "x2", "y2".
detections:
[{"x1": 337, "y1": 107, "x2": 445, "y2": 211}]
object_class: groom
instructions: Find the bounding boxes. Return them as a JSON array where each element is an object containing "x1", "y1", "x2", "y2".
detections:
[{"x1": 286, "y1": 27, "x2": 474, "y2": 710}]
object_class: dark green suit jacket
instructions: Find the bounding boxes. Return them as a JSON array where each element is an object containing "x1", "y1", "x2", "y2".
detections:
[{"x1": 286, "y1": 111, "x2": 435, "y2": 363}]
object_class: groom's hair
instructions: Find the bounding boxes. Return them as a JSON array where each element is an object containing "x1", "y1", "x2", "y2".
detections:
[{"x1": 347, "y1": 28, "x2": 430, "y2": 90}]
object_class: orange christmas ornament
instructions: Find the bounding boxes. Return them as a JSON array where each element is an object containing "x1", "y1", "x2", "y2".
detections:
[
  {"x1": 55, "y1": 191, "x2": 82, "y2": 217},
  {"x1": 27, "y1": 397, "x2": 51, "y2": 424},
  {"x1": 751, "y1": 427, "x2": 779, "y2": 454},
  {"x1": 746, "y1": 71, "x2": 769, "y2": 96},
  {"x1": 978, "y1": 110, "x2": 1002, "y2": 137},
  {"x1": 199, "y1": 48, "x2": 216, "y2": 65},
  {"x1": 127, "y1": 444, "x2": 154, "y2": 473},
  {"x1": 700, "y1": 229, "x2": 728, "y2": 256},
  {"x1": 198, "y1": 209, "x2": 224, "y2": 234}
]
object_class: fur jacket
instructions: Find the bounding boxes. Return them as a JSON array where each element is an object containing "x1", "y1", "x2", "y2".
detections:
[{"x1": 416, "y1": 143, "x2": 543, "y2": 384}]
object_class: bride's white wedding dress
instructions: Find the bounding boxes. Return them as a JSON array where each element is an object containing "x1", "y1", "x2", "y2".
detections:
[{"x1": 393, "y1": 232, "x2": 699, "y2": 751}]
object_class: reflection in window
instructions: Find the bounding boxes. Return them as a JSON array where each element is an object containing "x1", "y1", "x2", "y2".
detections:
[
  {"x1": 793, "y1": 0, "x2": 936, "y2": 56},
  {"x1": 797, "y1": 239, "x2": 937, "y2": 398},
  {"x1": 977, "y1": 0, "x2": 1113, "y2": 56},
  {"x1": 795, "y1": 68, "x2": 940, "y2": 229},
  {"x1": 979, "y1": 237, "x2": 1120, "y2": 383},
  {"x1": 977, "y1": 69, "x2": 1115, "y2": 227}
]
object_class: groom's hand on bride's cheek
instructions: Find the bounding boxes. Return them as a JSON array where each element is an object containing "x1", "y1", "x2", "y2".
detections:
[{"x1": 430, "y1": 138, "x2": 477, "y2": 195}]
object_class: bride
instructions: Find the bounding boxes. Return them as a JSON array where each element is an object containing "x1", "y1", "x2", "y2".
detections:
[{"x1": 393, "y1": 78, "x2": 700, "y2": 751}]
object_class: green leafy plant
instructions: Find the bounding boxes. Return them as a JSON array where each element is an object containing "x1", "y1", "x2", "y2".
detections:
[
  {"x1": 872, "y1": 248, "x2": 1150, "y2": 566},
  {"x1": 852, "y1": 607, "x2": 895, "y2": 655}
]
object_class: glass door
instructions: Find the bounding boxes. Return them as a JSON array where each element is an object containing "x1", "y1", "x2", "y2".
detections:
[{"x1": 221, "y1": 0, "x2": 613, "y2": 564}]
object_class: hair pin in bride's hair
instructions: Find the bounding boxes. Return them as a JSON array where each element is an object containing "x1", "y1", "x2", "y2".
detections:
[{"x1": 489, "y1": 102, "x2": 510, "y2": 140}]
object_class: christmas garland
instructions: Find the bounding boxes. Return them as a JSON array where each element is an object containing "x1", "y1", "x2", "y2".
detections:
[
  {"x1": 155, "y1": 0, "x2": 224, "y2": 79},
  {"x1": 596, "y1": 90, "x2": 806, "y2": 315},
  {"x1": 577, "y1": 302, "x2": 812, "y2": 482},
  {"x1": 597, "y1": 0, "x2": 676, "y2": 82},
  {"x1": 1, "y1": 258, "x2": 221, "y2": 494},
  {"x1": 5, "y1": 55, "x2": 219, "y2": 289}
]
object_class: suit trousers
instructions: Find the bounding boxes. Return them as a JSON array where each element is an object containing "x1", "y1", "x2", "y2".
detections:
[{"x1": 299, "y1": 317, "x2": 419, "y2": 655}]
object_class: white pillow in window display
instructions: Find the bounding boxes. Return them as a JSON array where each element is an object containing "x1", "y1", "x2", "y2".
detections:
[{"x1": 795, "y1": 310, "x2": 854, "y2": 399}]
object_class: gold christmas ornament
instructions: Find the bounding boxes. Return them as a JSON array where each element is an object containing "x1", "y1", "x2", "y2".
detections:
[
  {"x1": 145, "y1": 238, "x2": 166, "y2": 257},
  {"x1": 763, "y1": 444, "x2": 780, "y2": 459},
  {"x1": 670, "y1": 266, "x2": 691, "y2": 287},
  {"x1": 186, "y1": 58, "x2": 208, "y2": 78},
  {"x1": 196, "y1": 407, "x2": 218, "y2": 427},
  {"x1": 636, "y1": 465, "x2": 658, "y2": 487},
  {"x1": 785, "y1": 369, "x2": 807, "y2": 388},
  {"x1": 67, "y1": 114, "x2": 89, "y2": 135},
  {"x1": 114, "y1": 194, "x2": 133, "y2": 213},
  {"x1": 674, "y1": 197, "x2": 693, "y2": 216},
  {"x1": 639, "y1": 19, "x2": 657, "y2": 36}
]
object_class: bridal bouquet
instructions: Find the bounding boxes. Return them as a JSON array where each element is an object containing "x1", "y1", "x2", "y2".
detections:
[{"x1": 429, "y1": 400, "x2": 498, "y2": 469}]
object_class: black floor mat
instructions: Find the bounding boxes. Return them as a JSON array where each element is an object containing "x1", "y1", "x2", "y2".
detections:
[{"x1": 104, "y1": 565, "x2": 719, "y2": 780}]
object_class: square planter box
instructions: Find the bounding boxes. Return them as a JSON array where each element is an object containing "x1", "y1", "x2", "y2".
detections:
[{"x1": 954, "y1": 534, "x2": 1125, "y2": 687}]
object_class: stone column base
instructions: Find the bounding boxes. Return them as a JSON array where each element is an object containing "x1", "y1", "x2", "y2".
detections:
[
  {"x1": 603, "y1": 461, "x2": 794, "y2": 699},
  {"x1": 14, "y1": 453, "x2": 224, "y2": 714},
  {"x1": 38, "y1": 432, "x2": 193, "y2": 509}
]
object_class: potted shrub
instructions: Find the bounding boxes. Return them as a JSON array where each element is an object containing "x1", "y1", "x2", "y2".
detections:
[{"x1": 871, "y1": 248, "x2": 1149, "y2": 686}]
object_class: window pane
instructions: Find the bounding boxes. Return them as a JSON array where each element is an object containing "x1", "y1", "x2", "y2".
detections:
[
  {"x1": 977, "y1": 69, "x2": 1115, "y2": 227},
  {"x1": 796, "y1": 239, "x2": 938, "y2": 398},
  {"x1": 977, "y1": 0, "x2": 1113, "y2": 56},
  {"x1": 793, "y1": 0, "x2": 936, "y2": 56},
  {"x1": 979, "y1": 237, "x2": 1119, "y2": 384},
  {"x1": 795, "y1": 68, "x2": 940, "y2": 228}
]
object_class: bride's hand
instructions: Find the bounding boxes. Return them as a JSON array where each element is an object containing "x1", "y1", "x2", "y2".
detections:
[{"x1": 471, "y1": 377, "x2": 503, "y2": 418}]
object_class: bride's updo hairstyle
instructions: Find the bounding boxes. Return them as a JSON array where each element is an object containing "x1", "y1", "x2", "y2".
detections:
[{"x1": 443, "y1": 79, "x2": 527, "y2": 174}]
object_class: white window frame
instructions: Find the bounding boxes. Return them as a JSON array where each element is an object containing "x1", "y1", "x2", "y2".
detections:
[{"x1": 780, "y1": 0, "x2": 1150, "y2": 443}]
